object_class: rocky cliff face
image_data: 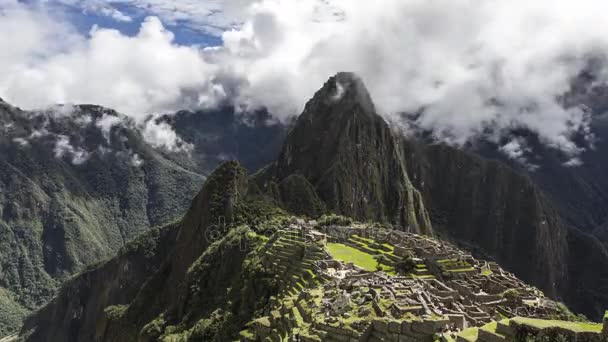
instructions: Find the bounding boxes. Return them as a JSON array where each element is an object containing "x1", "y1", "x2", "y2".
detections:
[
  {"x1": 467, "y1": 130, "x2": 608, "y2": 318},
  {"x1": 401, "y1": 141, "x2": 569, "y2": 300},
  {"x1": 264, "y1": 72, "x2": 432, "y2": 234}
]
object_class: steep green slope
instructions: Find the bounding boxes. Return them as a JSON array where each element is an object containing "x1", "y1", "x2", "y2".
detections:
[
  {"x1": 19, "y1": 161, "x2": 265, "y2": 341},
  {"x1": 0, "y1": 103, "x2": 205, "y2": 335}
]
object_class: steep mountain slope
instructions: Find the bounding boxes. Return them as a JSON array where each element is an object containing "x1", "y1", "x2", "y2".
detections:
[
  {"x1": 257, "y1": 73, "x2": 432, "y2": 234},
  {"x1": 401, "y1": 141, "x2": 569, "y2": 300},
  {"x1": 467, "y1": 73, "x2": 608, "y2": 240},
  {"x1": 469, "y1": 129, "x2": 608, "y2": 318},
  {"x1": 19, "y1": 161, "x2": 264, "y2": 341},
  {"x1": 0, "y1": 101, "x2": 206, "y2": 335},
  {"x1": 18, "y1": 160, "x2": 596, "y2": 342}
]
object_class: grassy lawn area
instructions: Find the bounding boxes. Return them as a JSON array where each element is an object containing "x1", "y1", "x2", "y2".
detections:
[
  {"x1": 511, "y1": 317, "x2": 603, "y2": 333},
  {"x1": 481, "y1": 268, "x2": 493, "y2": 276},
  {"x1": 456, "y1": 327, "x2": 478, "y2": 341},
  {"x1": 327, "y1": 243, "x2": 393, "y2": 273},
  {"x1": 449, "y1": 267, "x2": 475, "y2": 272}
]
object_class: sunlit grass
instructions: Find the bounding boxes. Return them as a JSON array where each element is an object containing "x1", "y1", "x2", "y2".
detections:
[{"x1": 327, "y1": 243, "x2": 394, "y2": 274}]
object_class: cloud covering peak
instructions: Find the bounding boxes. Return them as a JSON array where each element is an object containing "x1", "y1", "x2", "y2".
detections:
[{"x1": 2, "y1": 0, "x2": 608, "y2": 160}]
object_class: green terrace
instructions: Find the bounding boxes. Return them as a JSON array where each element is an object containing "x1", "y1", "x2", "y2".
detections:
[
  {"x1": 326, "y1": 234, "x2": 445, "y2": 278},
  {"x1": 436, "y1": 258, "x2": 476, "y2": 274},
  {"x1": 261, "y1": 230, "x2": 330, "y2": 297},
  {"x1": 327, "y1": 243, "x2": 394, "y2": 274},
  {"x1": 327, "y1": 241, "x2": 396, "y2": 275},
  {"x1": 450, "y1": 317, "x2": 605, "y2": 342}
]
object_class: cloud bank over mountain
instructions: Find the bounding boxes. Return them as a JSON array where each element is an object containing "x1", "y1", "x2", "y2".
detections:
[{"x1": 1, "y1": 0, "x2": 608, "y2": 160}]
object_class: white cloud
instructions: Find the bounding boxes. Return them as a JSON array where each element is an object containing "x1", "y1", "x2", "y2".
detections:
[
  {"x1": 12, "y1": 137, "x2": 29, "y2": 147},
  {"x1": 0, "y1": 7, "x2": 222, "y2": 119},
  {"x1": 130, "y1": 153, "x2": 144, "y2": 167},
  {"x1": 499, "y1": 137, "x2": 539, "y2": 171},
  {"x1": 53, "y1": 134, "x2": 90, "y2": 165},
  {"x1": 2, "y1": 0, "x2": 608, "y2": 158},
  {"x1": 211, "y1": 0, "x2": 607, "y2": 160},
  {"x1": 142, "y1": 119, "x2": 192, "y2": 152},
  {"x1": 96, "y1": 114, "x2": 124, "y2": 142},
  {"x1": 564, "y1": 157, "x2": 583, "y2": 167}
]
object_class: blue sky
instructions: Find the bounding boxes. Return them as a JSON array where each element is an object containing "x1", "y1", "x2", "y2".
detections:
[{"x1": 22, "y1": 0, "x2": 227, "y2": 46}]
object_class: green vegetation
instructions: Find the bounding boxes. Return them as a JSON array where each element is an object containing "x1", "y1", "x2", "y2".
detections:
[
  {"x1": 327, "y1": 243, "x2": 393, "y2": 273},
  {"x1": 278, "y1": 174, "x2": 326, "y2": 217},
  {"x1": 104, "y1": 304, "x2": 128, "y2": 321},
  {"x1": 0, "y1": 105, "x2": 209, "y2": 335},
  {"x1": 394, "y1": 255, "x2": 416, "y2": 274},
  {"x1": 510, "y1": 317, "x2": 603, "y2": 333},
  {"x1": 327, "y1": 242, "x2": 378, "y2": 271},
  {"x1": 317, "y1": 214, "x2": 354, "y2": 227},
  {"x1": 481, "y1": 268, "x2": 493, "y2": 276},
  {"x1": 503, "y1": 289, "x2": 521, "y2": 301},
  {"x1": 0, "y1": 288, "x2": 28, "y2": 336},
  {"x1": 235, "y1": 198, "x2": 290, "y2": 233},
  {"x1": 457, "y1": 327, "x2": 479, "y2": 341},
  {"x1": 374, "y1": 254, "x2": 388, "y2": 271}
]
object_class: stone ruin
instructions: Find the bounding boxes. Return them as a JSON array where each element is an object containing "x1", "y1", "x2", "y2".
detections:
[{"x1": 241, "y1": 222, "x2": 601, "y2": 342}]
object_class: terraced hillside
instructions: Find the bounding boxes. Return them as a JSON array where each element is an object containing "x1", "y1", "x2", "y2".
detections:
[
  {"x1": 240, "y1": 222, "x2": 604, "y2": 342},
  {"x1": 452, "y1": 317, "x2": 605, "y2": 342},
  {"x1": 260, "y1": 229, "x2": 331, "y2": 297}
]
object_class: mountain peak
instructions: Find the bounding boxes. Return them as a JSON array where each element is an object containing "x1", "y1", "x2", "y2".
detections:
[
  {"x1": 302, "y1": 72, "x2": 376, "y2": 120},
  {"x1": 272, "y1": 73, "x2": 433, "y2": 234}
]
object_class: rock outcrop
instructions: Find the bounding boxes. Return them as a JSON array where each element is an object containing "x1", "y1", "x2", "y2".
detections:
[{"x1": 261, "y1": 72, "x2": 433, "y2": 234}]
